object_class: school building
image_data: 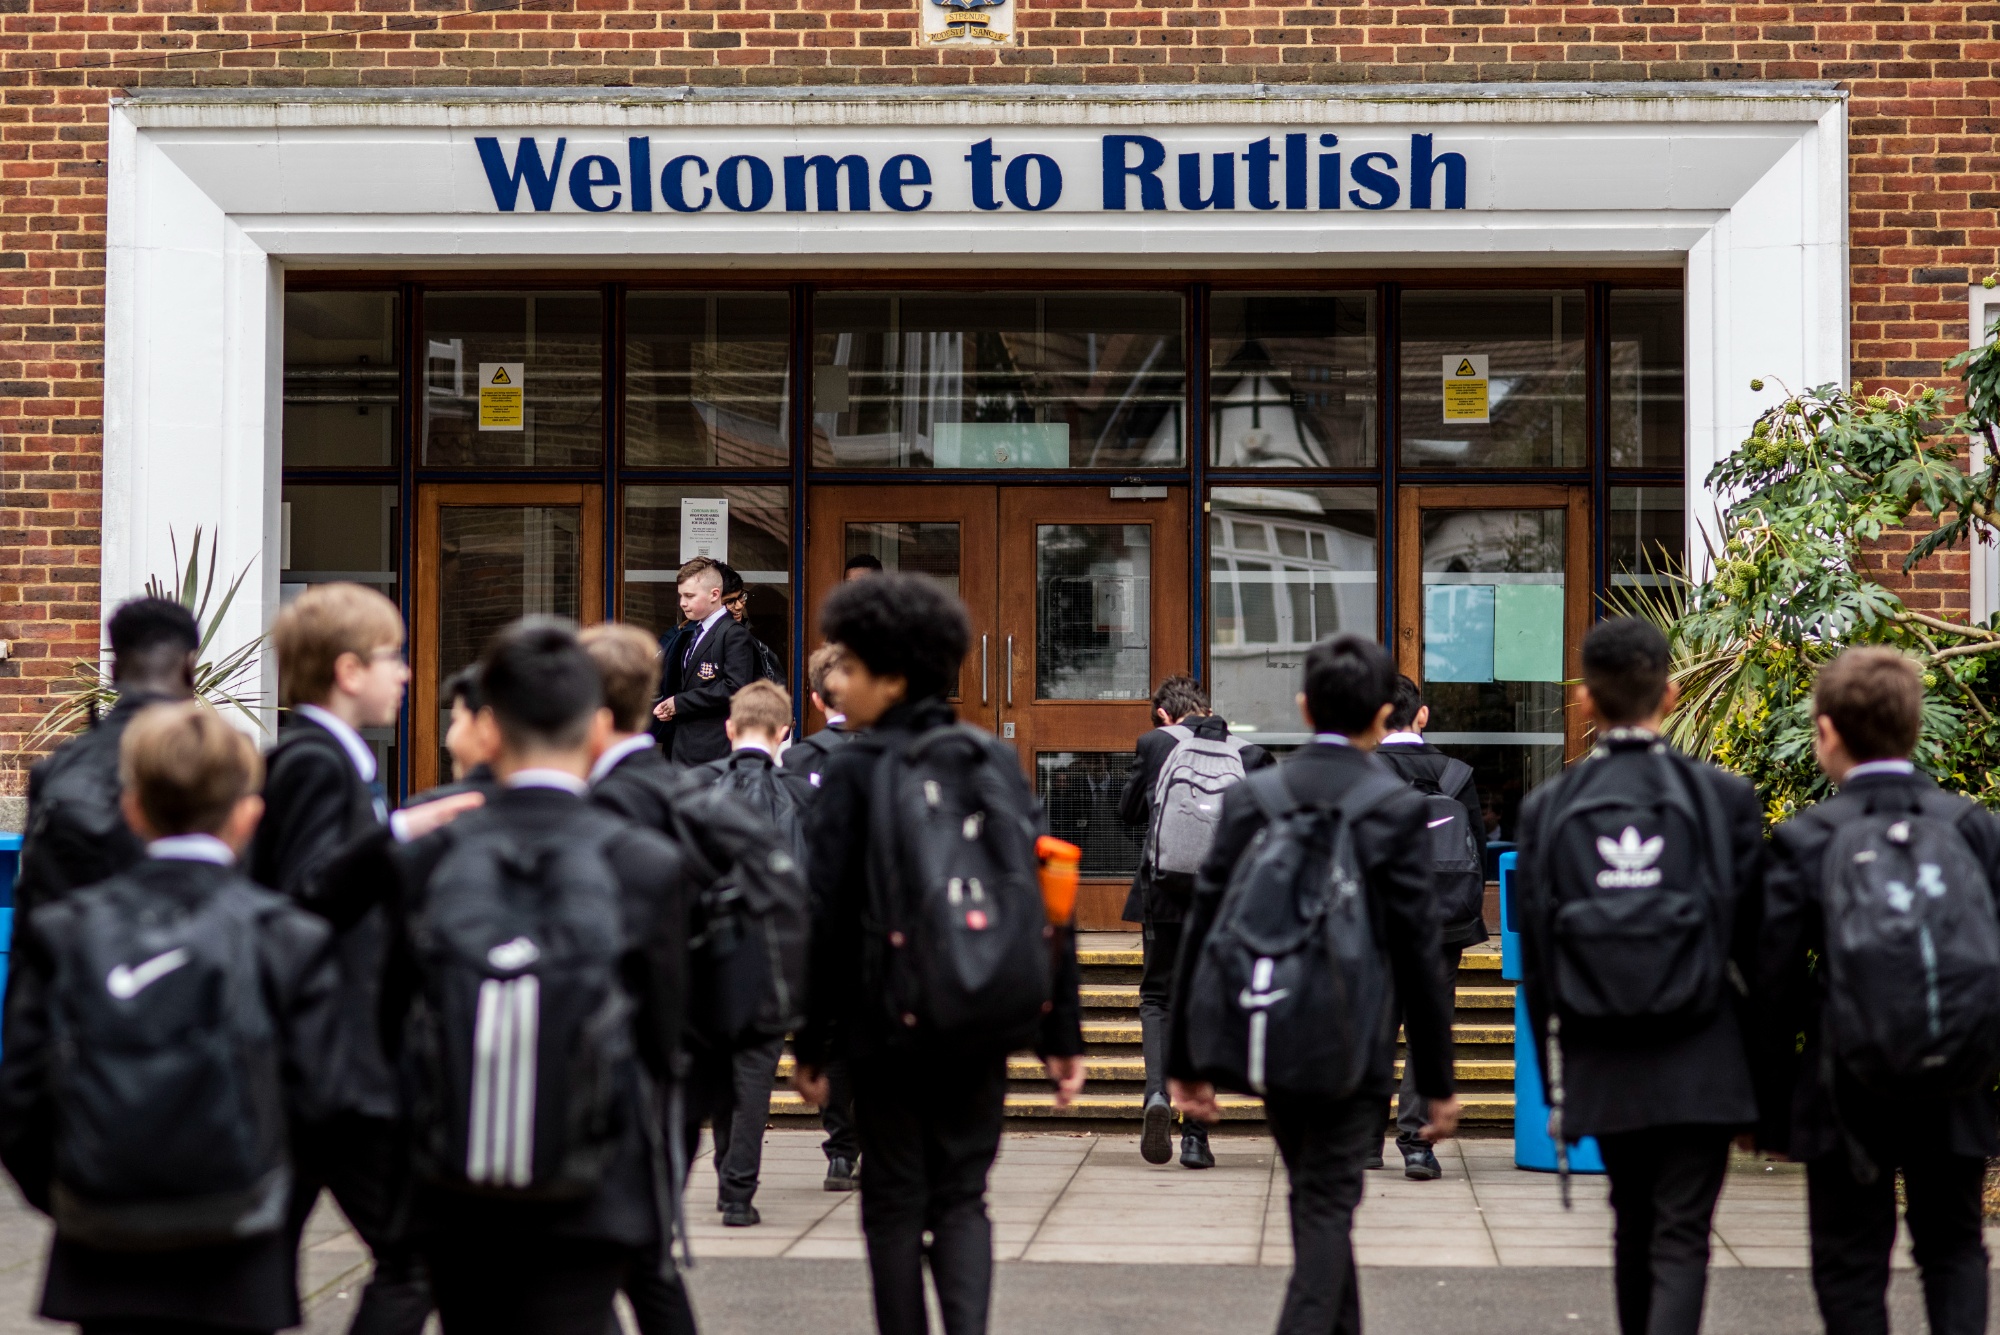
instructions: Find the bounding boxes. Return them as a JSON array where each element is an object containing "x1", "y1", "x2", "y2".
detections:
[{"x1": 1, "y1": 7, "x2": 1994, "y2": 934}]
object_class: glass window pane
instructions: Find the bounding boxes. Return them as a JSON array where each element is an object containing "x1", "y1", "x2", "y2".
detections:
[
  {"x1": 280, "y1": 483, "x2": 401, "y2": 782},
  {"x1": 423, "y1": 291, "x2": 603, "y2": 467},
  {"x1": 1210, "y1": 292, "x2": 1376, "y2": 467},
  {"x1": 1399, "y1": 291, "x2": 1586, "y2": 469},
  {"x1": 625, "y1": 292, "x2": 790, "y2": 468},
  {"x1": 283, "y1": 292, "x2": 399, "y2": 467},
  {"x1": 844, "y1": 522, "x2": 961, "y2": 598},
  {"x1": 623, "y1": 485, "x2": 791, "y2": 676},
  {"x1": 812, "y1": 292, "x2": 1185, "y2": 469},
  {"x1": 1610, "y1": 291, "x2": 1686, "y2": 470},
  {"x1": 1421, "y1": 508, "x2": 1566, "y2": 841},
  {"x1": 1610, "y1": 485, "x2": 1687, "y2": 605},
  {"x1": 1035, "y1": 751, "x2": 1144, "y2": 878},
  {"x1": 1036, "y1": 525, "x2": 1151, "y2": 700},
  {"x1": 1208, "y1": 487, "x2": 1377, "y2": 749}
]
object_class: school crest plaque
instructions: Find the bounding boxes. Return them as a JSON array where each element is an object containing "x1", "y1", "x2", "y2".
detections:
[{"x1": 922, "y1": 0, "x2": 1013, "y2": 45}]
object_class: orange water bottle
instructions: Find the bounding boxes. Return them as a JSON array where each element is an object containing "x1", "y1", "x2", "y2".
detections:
[{"x1": 1037, "y1": 836, "x2": 1082, "y2": 926}]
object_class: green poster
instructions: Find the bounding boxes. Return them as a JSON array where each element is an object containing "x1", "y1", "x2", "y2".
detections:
[{"x1": 1493, "y1": 583, "x2": 1564, "y2": 682}]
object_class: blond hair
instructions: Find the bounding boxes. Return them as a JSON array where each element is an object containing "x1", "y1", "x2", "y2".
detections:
[
  {"x1": 273, "y1": 583, "x2": 403, "y2": 709},
  {"x1": 807, "y1": 643, "x2": 842, "y2": 703},
  {"x1": 580, "y1": 622, "x2": 662, "y2": 734},
  {"x1": 120, "y1": 702, "x2": 263, "y2": 836},
  {"x1": 729, "y1": 679, "x2": 792, "y2": 738}
]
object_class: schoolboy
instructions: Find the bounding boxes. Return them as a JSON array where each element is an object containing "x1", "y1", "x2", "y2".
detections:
[
  {"x1": 1375, "y1": 674, "x2": 1489, "y2": 1182},
  {"x1": 1516, "y1": 618, "x2": 1762, "y2": 1335},
  {"x1": 1168, "y1": 635, "x2": 1459, "y2": 1335},
  {"x1": 652, "y1": 556, "x2": 758, "y2": 766},
  {"x1": 1119, "y1": 674, "x2": 1271, "y2": 1170},
  {"x1": 792, "y1": 573, "x2": 1085, "y2": 1335},
  {"x1": 1762, "y1": 648, "x2": 1998, "y2": 1335},
  {"x1": 248, "y1": 582, "x2": 432, "y2": 1335},
  {"x1": 440, "y1": 666, "x2": 500, "y2": 791},
  {"x1": 0, "y1": 703, "x2": 341, "y2": 1335},
  {"x1": 717, "y1": 563, "x2": 784, "y2": 685}
]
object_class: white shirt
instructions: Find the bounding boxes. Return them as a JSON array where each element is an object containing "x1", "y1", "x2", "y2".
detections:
[
  {"x1": 1311, "y1": 733, "x2": 1355, "y2": 747},
  {"x1": 148, "y1": 834, "x2": 236, "y2": 866},
  {"x1": 685, "y1": 606, "x2": 729, "y2": 654},
  {"x1": 824, "y1": 712, "x2": 847, "y2": 728},
  {"x1": 1380, "y1": 731, "x2": 1423, "y2": 748},
  {"x1": 589, "y1": 733, "x2": 656, "y2": 785},
  {"x1": 506, "y1": 768, "x2": 590, "y2": 797},
  {"x1": 295, "y1": 703, "x2": 376, "y2": 783},
  {"x1": 1844, "y1": 758, "x2": 1917, "y2": 783},
  {"x1": 733, "y1": 737, "x2": 779, "y2": 759}
]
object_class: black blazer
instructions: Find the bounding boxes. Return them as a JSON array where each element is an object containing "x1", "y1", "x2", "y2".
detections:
[
  {"x1": 12, "y1": 693, "x2": 159, "y2": 924},
  {"x1": 1164, "y1": 741, "x2": 1457, "y2": 1102},
  {"x1": 1515, "y1": 736, "x2": 1763, "y2": 1138},
  {"x1": 778, "y1": 723, "x2": 848, "y2": 809},
  {"x1": 1374, "y1": 738, "x2": 1491, "y2": 950},
  {"x1": 1115, "y1": 714, "x2": 1271, "y2": 926},
  {"x1": 1760, "y1": 769, "x2": 2000, "y2": 1162},
  {"x1": 654, "y1": 615, "x2": 758, "y2": 767}
]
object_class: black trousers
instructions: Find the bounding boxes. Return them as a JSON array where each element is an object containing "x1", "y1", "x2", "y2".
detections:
[
  {"x1": 1139, "y1": 918, "x2": 1207, "y2": 1143},
  {"x1": 1264, "y1": 1090, "x2": 1382, "y2": 1335},
  {"x1": 1806, "y1": 1146, "x2": 1989, "y2": 1335},
  {"x1": 711, "y1": 1035, "x2": 785, "y2": 1206},
  {"x1": 1394, "y1": 947, "x2": 1462, "y2": 1151},
  {"x1": 286, "y1": 1114, "x2": 431, "y2": 1335},
  {"x1": 851, "y1": 1047, "x2": 1009, "y2": 1335},
  {"x1": 80, "y1": 1324, "x2": 270, "y2": 1335},
  {"x1": 1595, "y1": 1125, "x2": 1732, "y2": 1335},
  {"x1": 425, "y1": 1235, "x2": 632, "y2": 1335},
  {"x1": 821, "y1": 1056, "x2": 861, "y2": 1163}
]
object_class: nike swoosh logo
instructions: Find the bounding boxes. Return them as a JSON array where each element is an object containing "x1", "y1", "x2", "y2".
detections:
[
  {"x1": 1427, "y1": 816, "x2": 1454, "y2": 828},
  {"x1": 106, "y1": 948, "x2": 191, "y2": 1000}
]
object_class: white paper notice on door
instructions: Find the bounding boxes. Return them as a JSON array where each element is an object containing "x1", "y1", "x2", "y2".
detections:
[
  {"x1": 680, "y1": 498, "x2": 729, "y2": 564},
  {"x1": 1441, "y1": 354, "x2": 1490, "y2": 424}
]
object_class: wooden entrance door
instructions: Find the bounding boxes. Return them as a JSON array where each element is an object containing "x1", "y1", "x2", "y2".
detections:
[
  {"x1": 806, "y1": 485, "x2": 1190, "y2": 929},
  {"x1": 413, "y1": 483, "x2": 604, "y2": 791}
]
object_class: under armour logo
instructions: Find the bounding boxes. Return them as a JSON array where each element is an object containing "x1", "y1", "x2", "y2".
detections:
[
  {"x1": 1596, "y1": 826, "x2": 1665, "y2": 889},
  {"x1": 106, "y1": 948, "x2": 190, "y2": 1000}
]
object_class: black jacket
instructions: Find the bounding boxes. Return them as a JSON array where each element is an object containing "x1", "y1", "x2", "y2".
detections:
[
  {"x1": 1516, "y1": 736, "x2": 1763, "y2": 1138},
  {"x1": 778, "y1": 723, "x2": 849, "y2": 809},
  {"x1": 1373, "y1": 738, "x2": 1491, "y2": 951},
  {"x1": 247, "y1": 714, "x2": 398, "y2": 1119},
  {"x1": 0, "y1": 858, "x2": 342, "y2": 1331},
  {"x1": 1760, "y1": 769, "x2": 2000, "y2": 1162},
  {"x1": 1116, "y1": 714, "x2": 1271, "y2": 925},
  {"x1": 1165, "y1": 741, "x2": 1458, "y2": 1101},
  {"x1": 13, "y1": 693, "x2": 162, "y2": 925},
  {"x1": 794, "y1": 697, "x2": 1084, "y2": 1069},
  {"x1": 652, "y1": 615, "x2": 759, "y2": 767}
]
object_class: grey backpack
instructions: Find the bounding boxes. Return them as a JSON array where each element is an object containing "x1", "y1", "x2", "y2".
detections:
[{"x1": 1147, "y1": 725, "x2": 1249, "y2": 878}]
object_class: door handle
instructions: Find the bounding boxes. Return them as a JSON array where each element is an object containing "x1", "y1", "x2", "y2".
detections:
[
  {"x1": 1005, "y1": 635, "x2": 1014, "y2": 707},
  {"x1": 981, "y1": 635, "x2": 989, "y2": 705}
]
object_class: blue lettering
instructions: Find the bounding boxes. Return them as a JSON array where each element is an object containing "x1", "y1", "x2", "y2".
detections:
[
  {"x1": 569, "y1": 154, "x2": 622, "y2": 213},
  {"x1": 717, "y1": 156, "x2": 774, "y2": 212},
  {"x1": 965, "y1": 138, "x2": 1003, "y2": 212},
  {"x1": 475, "y1": 136, "x2": 567, "y2": 213},
  {"x1": 1410, "y1": 134, "x2": 1466, "y2": 210},
  {"x1": 880, "y1": 154, "x2": 933, "y2": 212},
  {"x1": 1103, "y1": 135, "x2": 1166, "y2": 211},
  {"x1": 1348, "y1": 152, "x2": 1400, "y2": 210},
  {"x1": 1318, "y1": 133, "x2": 1340, "y2": 210},
  {"x1": 1284, "y1": 132, "x2": 1307, "y2": 210},
  {"x1": 1243, "y1": 137, "x2": 1280, "y2": 211},
  {"x1": 1003, "y1": 153, "x2": 1062, "y2": 212},
  {"x1": 628, "y1": 138, "x2": 653, "y2": 212},
  {"x1": 785, "y1": 154, "x2": 871, "y2": 212},
  {"x1": 1177, "y1": 151, "x2": 1235, "y2": 211},
  {"x1": 663, "y1": 155, "x2": 712, "y2": 213}
]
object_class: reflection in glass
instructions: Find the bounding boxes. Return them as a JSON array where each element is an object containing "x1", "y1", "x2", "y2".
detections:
[
  {"x1": 1036, "y1": 525, "x2": 1151, "y2": 701},
  {"x1": 1400, "y1": 291, "x2": 1586, "y2": 469},
  {"x1": 625, "y1": 293, "x2": 790, "y2": 468},
  {"x1": 1209, "y1": 293, "x2": 1376, "y2": 467},
  {"x1": 624, "y1": 486, "x2": 791, "y2": 671},
  {"x1": 1421, "y1": 508, "x2": 1566, "y2": 841},
  {"x1": 1208, "y1": 488, "x2": 1377, "y2": 747},
  {"x1": 844, "y1": 523, "x2": 961, "y2": 598},
  {"x1": 283, "y1": 484, "x2": 402, "y2": 784},
  {"x1": 423, "y1": 292, "x2": 603, "y2": 467},
  {"x1": 1036, "y1": 752, "x2": 1144, "y2": 878},
  {"x1": 812, "y1": 292, "x2": 1184, "y2": 468},
  {"x1": 1609, "y1": 486, "x2": 1686, "y2": 600},
  {"x1": 1610, "y1": 292, "x2": 1686, "y2": 469},
  {"x1": 283, "y1": 292, "x2": 399, "y2": 467}
]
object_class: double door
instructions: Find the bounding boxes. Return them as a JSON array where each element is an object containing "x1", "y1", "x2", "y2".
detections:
[{"x1": 808, "y1": 486, "x2": 1190, "y2": 929}]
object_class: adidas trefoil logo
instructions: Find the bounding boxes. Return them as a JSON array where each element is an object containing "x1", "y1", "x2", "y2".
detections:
[{"x1": 1595, "y1": 826, "x2": 1665, "y2": 889}]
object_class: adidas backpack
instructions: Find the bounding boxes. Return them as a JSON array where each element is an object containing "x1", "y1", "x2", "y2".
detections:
[
  {"x1": 1818, "y1": 787, "x2": 2000, "y2": 1092},
  {"x1": 1185, "y1": 769, "x2": 1404, "y2": 1100},
  {"x1": 866, "y1": 724, "x2": 1052, "y2": 1046},
  {"x1": 38, "y1": 874, "x2": 293, "y2": 1250},
  {"x1": 1147, "y1": 725, "x2": 1249, "y2": 880}
]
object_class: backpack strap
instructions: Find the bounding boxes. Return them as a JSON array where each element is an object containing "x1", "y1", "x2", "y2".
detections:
[{"x1": 1436, "y1": 756, "x2": 1476, "y2": 803}]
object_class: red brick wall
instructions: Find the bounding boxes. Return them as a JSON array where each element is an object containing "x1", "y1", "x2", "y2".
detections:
[{"x1": 3, "y1": 3, "x2": 1992, "y2": 784}]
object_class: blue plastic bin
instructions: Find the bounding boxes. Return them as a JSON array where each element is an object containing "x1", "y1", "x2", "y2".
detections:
[
  {"x1": 0, "y1": 833, "x2": 18, "y2": 1058},
  {"x1": 1499, "y1": 850, "x2": 1604, "y2": 1174}
]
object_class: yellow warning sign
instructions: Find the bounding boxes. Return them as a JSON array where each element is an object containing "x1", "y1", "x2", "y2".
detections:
[
  {"x1": 478, "y1": 362, "x2": 524, "y2": 431},
  {"x1": 1441, "y1": 353, "x2": 1489, "y2": 425}
]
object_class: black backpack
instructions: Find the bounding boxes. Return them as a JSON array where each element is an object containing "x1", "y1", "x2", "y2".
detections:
[
  {"x1": 37, "y1": 873, "x2": 292, "y2": 1250},
  {"x1": 749, "y1": 635, "x2": 784, "y2": 686},
  {"x1": 401, "y1": 813, "x2": 635, "y2": 1200},
  {"x1": 17, "y1": 718, "x2": 145, "y2": 920},
  {"x1": 865, "y1": 724, "x2": 1051, "y2": 1046},
  {"x1": 705, "y1": 750, "x2": 808, "y2": 870},
  {"x1": 1402, "y1": 755, "x2": 1484, "y2": 932},
  {"x1": 1184, "y1": 769, "x2": 1404, "y2": 1100},
  {"x1": 1533, "y1": 744, "x2": 1733, "y2": 1035},
  {"x1": 1818, "y1": 786, "x2": 2000, "y2": 1093}
]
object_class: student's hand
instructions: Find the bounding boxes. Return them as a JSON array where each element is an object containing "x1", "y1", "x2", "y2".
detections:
[
  {"x1": 396, "y1": 792, "x2": 484, "y2": 841},
  {"x1": 1170, "y1": 1078, "x2": 1220, "y2": 1124},
  {"x1": 794, "y1": 1063, "x2": 830, "y2": 1108},
  {"x1": 1044, "y1": 1054, "x2": 1085, "y2": 1109},
  {"x1": 1421, "y1": 1094, "x2": 1462, "y2": 1142},
  {"x1": 654, "y1": 697, "x2": 676, "y2": 722}
]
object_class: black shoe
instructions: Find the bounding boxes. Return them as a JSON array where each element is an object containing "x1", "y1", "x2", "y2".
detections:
[
  {"x1": 1180, "y1": 1134, "x2": 1215, "y2": 1170},
  {"x1": 1364, "y1": 1143, "x2": 1385, "y2": 1170},
  {"x1": 1402, "y1": 1146, "x2": 1442, "y2": 1181},
  {"x1": 824, "y1": 1157, "x2": 859, "y2": 1192},
  {"x1": 721, "y1": 1202, "x2": 761, "y2": 1227},
  {"x1": 1140, "y1": 1092, "x2": 1173, "y2": 1165}
]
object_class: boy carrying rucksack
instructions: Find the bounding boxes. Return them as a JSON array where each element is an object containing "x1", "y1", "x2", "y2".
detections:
[
  {"x1": 1168, "y1": 635, "x2": 1458, "y2": 1335},
  {"x1": 1761, "y1": 648, "x2": 2000, "y2": 1335},
  {"x1": 0, "y1": 703, "x2": 341, "y2": 1335},
  {"x1": 1516, "y1": 619, "x2": 1763, "y2": 1335},
  {"x1": 791, "y1": 573, "x2": 1084, "y2": 1335},
  {"x1": 1118, "y1": 674, "x2": 1270, "y2": 1169},
  {"x1": 1375, "y1": 674, "x2": 1488, "y2": 1181}
]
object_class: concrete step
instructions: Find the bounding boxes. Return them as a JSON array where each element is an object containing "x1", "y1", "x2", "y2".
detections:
[
  {"x1": 771, "y1": 1054, "x2": 1513, "y2": 1085},
  {"x1": 1078, "y1": 1019, "x2": 1515, "y2": 1048},
  {"x1": 769, "y1": 1089, "x2": 1516, "y2": 1121},
  {"x1": 1078, "y1": 982, "x2": 1515, "y2": 1011}
]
